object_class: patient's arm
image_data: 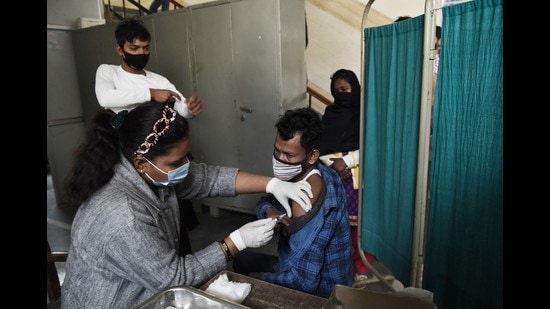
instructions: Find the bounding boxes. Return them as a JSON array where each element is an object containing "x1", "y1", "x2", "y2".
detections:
[{"x1": 291, "y1": 172, "x2": 322, "y2": 217}]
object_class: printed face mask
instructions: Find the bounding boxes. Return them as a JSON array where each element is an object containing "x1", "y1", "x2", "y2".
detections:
[
  {"x1": 272, "y1": 152, "x2": 308, "y2": 181},
  {"x1": 144, "y1": 157, "x2": 189, "y2": 186},
  {"x1": 123, "y1": 51, "x2": 149, "y2": 70}
]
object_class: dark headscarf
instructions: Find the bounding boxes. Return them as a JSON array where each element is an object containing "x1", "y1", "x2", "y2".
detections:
[{"x1": 319, "y1": 69, "x2": 361, "y2": 155}]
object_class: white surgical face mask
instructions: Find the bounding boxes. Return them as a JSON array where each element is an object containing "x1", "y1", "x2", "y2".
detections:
[
  {"x1": 144, "y1": 157, "x2": 189, "y2": 186},
  {"x1": 272, "y1": 153, "x2": 307, "y2": 181}
]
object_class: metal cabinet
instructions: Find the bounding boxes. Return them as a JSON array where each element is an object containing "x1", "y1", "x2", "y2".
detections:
[
  {"x1": 72, "y1": 0, "x2": 307, "y2": 213},
  {"x1": 189, "y1": 0, "x2": 307, "y2": 213},
  {"x1": 47, "y1": 28, "x2": 85, "y2": 207}
]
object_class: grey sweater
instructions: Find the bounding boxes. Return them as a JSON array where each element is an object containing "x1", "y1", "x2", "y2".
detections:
[{"x1": 61, "y1": 155, "x2": 239, "y2": 308}]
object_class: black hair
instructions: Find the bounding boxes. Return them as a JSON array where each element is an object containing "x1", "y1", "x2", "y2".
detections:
[
  {"x1": 394, "y1": 16, "x2": 411, "y2": 22},
  {"x1": 115, "y1": 16, "x2": 151, "y2": 48},
  {"x1": 435, "y1": 26, "x2": 442, "y2": 50},
  {"x1": 275, "y1": 107, "x2": 324, "y2": 154},
  {"x1": 65, "y1": 102, "x2": 189, "y2": 208}
]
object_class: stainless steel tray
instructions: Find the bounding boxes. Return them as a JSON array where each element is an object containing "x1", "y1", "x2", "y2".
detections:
[{"x1": 136, "y1": 285, "x2": 250, "y2": 309}]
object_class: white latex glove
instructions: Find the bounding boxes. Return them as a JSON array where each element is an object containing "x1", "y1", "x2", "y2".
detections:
[
  {"x1": 265, "y1": 178, "x2": 313, "y2": 218},
  {"x1": 229, "y1": 218, "x2": 277, "y2": 251}
]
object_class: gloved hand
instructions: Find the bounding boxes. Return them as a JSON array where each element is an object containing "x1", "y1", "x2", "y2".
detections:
[
  {"x1": 265, "y1": 178, "x2": 313, "y2": 218},
  {"x1": 229, "y1": 218, "x2": 278, "y2": 251}
]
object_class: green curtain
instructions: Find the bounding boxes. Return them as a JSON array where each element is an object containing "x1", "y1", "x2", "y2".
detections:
[
  {"x1": 361, "y1": 16, "x2": 424, "y2": 286},
  {"x1": 423, "y1": 0, "x2": 503, "y2": 308}
]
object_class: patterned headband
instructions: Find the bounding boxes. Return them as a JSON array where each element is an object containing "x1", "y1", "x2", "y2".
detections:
[{"x1": 134, "y1": 105, "x2": 177, "y2": 155}]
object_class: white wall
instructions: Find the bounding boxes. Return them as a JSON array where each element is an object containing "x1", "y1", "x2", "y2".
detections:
[
  {"x1": 186, "y1": 0, "x2": 426, "y2": 21},
  {"x1": 305, "y1": 0, "x2": 427, "y2": 100},
  {"x1": 359, "y1": 0, "x2": 425, "y2": 21}
]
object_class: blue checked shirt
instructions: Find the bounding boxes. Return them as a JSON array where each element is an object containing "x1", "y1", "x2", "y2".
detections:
[{"x1": 255, "y1": 162, "x2": 353, "y2": 298}]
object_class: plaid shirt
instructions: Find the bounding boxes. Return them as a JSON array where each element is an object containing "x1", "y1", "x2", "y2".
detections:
[{"x1": 256, "y1": 162, "x2": 353, "y2": 297}]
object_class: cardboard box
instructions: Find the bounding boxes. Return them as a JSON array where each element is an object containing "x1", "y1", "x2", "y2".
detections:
[{"x1": 323, "y1": 285, "x2": 436, "y2": 309}]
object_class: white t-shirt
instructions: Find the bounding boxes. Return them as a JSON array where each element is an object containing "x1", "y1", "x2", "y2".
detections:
[{"x1": 95, "y1": 64, "x2": 192, "y2": 118}]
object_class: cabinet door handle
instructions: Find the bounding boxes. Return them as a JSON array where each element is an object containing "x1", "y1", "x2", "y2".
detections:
[{"x1": 239, "y1": 106, "x2": 254, "y2": 113}]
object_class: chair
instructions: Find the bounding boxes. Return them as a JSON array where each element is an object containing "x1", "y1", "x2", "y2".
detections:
[{"x1": 47, "y1": 240, "x2": 68, "y2": 309}]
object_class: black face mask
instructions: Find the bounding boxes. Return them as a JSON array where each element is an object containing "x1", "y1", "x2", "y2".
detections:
[
  {"x1": 123, "y1": 51, "x2": 149, "y2": 70},
  {"x1": 333, "y1": 92, "x2": 356, "y2": 108}
]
